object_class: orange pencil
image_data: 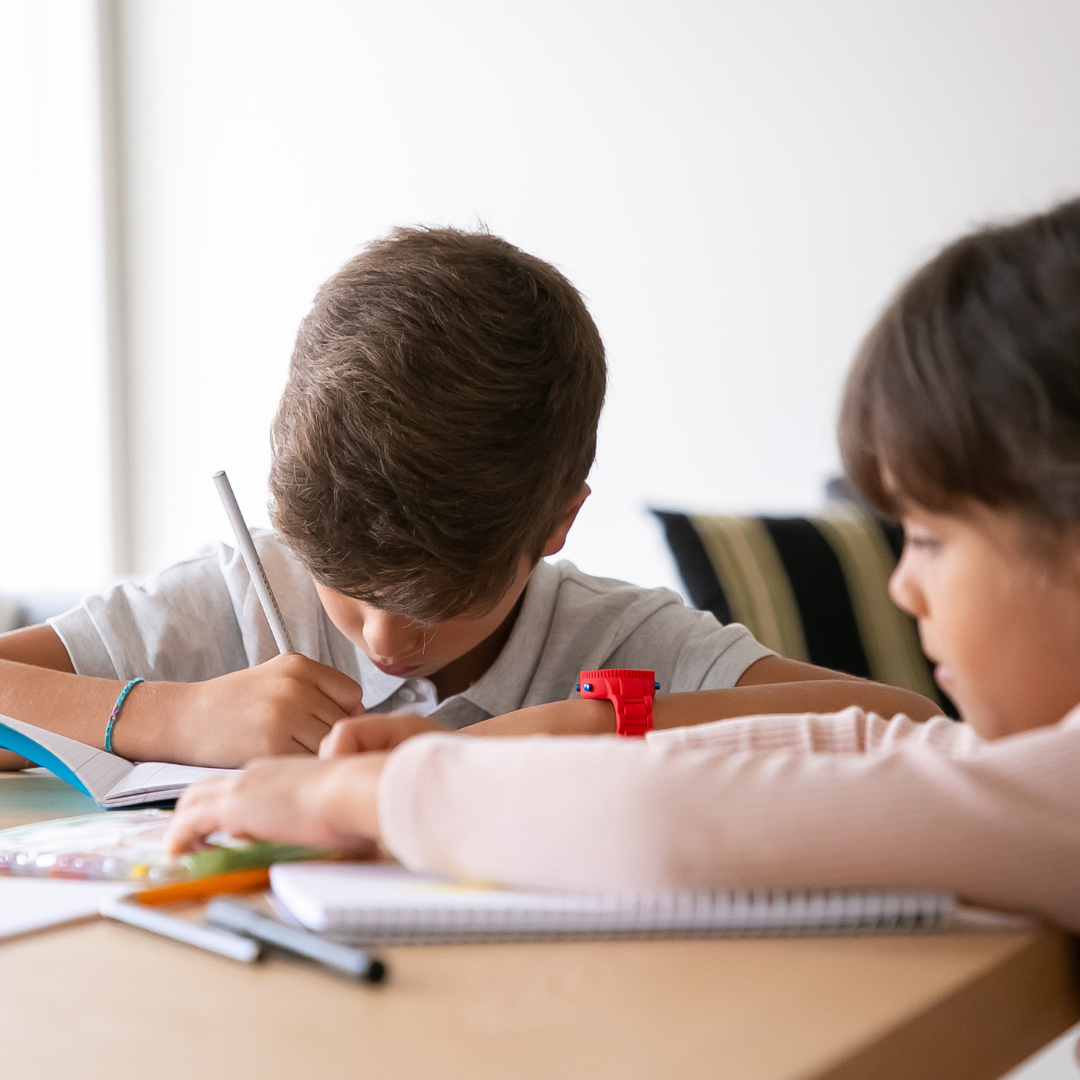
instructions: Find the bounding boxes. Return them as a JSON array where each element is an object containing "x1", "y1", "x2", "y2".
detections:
[{"x1": 135, "y1": 867, "x2": 271, "y2": 906}]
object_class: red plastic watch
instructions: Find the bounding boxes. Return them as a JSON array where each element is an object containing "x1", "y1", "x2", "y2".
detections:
[{"x1": 576, "y1": 669, "x2": 660, "y2": 737}]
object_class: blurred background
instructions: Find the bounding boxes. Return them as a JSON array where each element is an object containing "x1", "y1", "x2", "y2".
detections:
[{"x1": 2, "y1": 0, "x2": 1080, "y2": 608}]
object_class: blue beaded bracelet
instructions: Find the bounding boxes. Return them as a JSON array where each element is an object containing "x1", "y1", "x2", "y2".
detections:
[{"x1": 104, "y1": 677, "x2": 144, "y2": 755}]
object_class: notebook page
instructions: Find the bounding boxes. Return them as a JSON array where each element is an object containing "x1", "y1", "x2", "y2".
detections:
[
  {"x1": 102, "y1": 762, "x2": 236, "y2": 806},
  {"x1": 0, "y1": 714, "x2": 133, "y2": 803}
]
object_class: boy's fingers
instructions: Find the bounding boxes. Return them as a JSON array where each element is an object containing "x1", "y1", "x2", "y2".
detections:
[
  {"x1": 252, "y1": 656, "x2": 367, "y2": 752},
  {"x1": 289, "y1": 722, "x2": 331, "y2": 755},
  {"x1": 277, "y1": 685, "x2": 361, "y2": 754},
  {"x1": 292, "y1": 656, "x2": 365, "y2": 715}
]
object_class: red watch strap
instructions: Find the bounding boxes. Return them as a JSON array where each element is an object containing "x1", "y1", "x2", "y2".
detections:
[{"x1": 577, "y1": 668, "x2": 658, "y2": 737}]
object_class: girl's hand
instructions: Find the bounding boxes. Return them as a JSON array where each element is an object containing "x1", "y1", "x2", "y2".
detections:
[
  {"x1": 164, "y1": 753, "x2": 389, "y2": 855},
  {"x1": 319, "y1": 713, "x2": 439, "y2": 757}
]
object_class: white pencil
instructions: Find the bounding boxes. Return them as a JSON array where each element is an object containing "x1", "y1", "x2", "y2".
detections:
[
  {"x1": 213, "y1": 470, "x2": 296, "y2": 655},
  {"x1": 101, "y1": 897, "x2": 262, "y2": 963}
]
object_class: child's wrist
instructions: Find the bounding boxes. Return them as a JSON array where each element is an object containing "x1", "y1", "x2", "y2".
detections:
[
  {"x1": 109, "y1": 681, "x2": 187, "y2": 763},
  {"x1": 576, "y1": 697, "x2": 617, "y2": 734},
  {"x1": 464, "y1": 698, "x2": 617, "y2": 737},
  {"x1": 316, "y1": 754, "x2": 387, "y2": 842}
]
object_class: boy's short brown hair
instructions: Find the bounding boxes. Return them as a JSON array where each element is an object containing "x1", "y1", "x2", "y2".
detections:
[
  {"x1": 839, "y1": 197, "x2": 1080, "y2": 531},
  {"x1": 269, "y1": 227, "x2": 606, "y2": 621}
]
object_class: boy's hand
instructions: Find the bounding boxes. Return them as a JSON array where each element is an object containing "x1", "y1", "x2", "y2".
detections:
[
  {"x1": 319, "y1": 713, "x2": 440, "y2": 757},
  {"x1": 127, "y1": 654, "x2": 367, "y2": 768},
  {"x1": 165, "y1": 753, "x2": 389, "y2": 855}
]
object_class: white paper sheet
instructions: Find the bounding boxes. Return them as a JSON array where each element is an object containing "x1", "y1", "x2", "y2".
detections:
[{"x1": 0, "y1": 879, "x2": 132, "y2": 940}]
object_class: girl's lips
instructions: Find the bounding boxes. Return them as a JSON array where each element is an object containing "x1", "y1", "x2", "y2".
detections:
[{"x1": 934, "y1": 663, "x2": 954, "y2": 687}]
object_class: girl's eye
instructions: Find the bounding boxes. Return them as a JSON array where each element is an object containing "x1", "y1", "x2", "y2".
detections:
[{"x1": 904, "y1": 534, "x2": 940, "y2": 551}]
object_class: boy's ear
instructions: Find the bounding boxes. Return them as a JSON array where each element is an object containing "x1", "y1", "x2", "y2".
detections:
[{"x1": 542, "y1": 484, "x2": 591, "y2": 557}]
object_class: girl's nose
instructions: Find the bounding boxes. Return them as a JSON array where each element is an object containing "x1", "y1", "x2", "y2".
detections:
[{"x1": 888, "y1": 547, "x2": 927, "y2": 619}]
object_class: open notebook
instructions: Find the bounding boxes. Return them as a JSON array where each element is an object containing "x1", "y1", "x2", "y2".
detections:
[
  {"x1": 0, "y1": 714, "x2": 233, "y2": 808},
  {"x1": 270, "y1": 862, "x2": 963, "y2": 943}
]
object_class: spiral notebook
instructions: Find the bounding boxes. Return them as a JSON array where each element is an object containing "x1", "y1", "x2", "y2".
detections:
[{"x1": 269, "y1": 862, "x2": 963, "y2": 943}]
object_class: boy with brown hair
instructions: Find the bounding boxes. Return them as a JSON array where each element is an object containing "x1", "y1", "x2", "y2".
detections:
[{"x1": 0, "y1": 228, "x2": 934, "y2": 770}]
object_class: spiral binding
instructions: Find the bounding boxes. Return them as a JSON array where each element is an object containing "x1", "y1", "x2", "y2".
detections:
[{"x1": 309, "y1": 887, "x2": 957, "y2": 946}]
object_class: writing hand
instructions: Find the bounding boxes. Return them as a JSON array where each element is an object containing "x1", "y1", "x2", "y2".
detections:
[{"x1": 122, "y1": 653, "x2": 366, "y2": 767}]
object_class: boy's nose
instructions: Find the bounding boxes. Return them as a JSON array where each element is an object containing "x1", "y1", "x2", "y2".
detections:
[{"x1": 363, "y1": 609, "x2": 426, "y2": 661}]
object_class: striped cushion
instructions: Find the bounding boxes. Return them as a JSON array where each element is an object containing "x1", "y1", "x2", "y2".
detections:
[{"x1": 653, "y1": 506, "x2": 952, "y2": 712}]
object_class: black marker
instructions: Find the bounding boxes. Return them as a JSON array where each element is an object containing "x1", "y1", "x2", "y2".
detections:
[{"x1": 206, "y1": 896, "x2": 386, "y2": 983}]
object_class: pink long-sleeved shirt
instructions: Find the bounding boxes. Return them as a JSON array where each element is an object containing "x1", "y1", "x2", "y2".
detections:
[{"x1": 378, "y1": 706, "x2": 1080, "y2": 931}]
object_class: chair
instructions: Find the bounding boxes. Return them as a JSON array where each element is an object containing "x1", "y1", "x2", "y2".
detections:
[{"x1": 653, "y1": 495, "x2": 955, "y2": 714}]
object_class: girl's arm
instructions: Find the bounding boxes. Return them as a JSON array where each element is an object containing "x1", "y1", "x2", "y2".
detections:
[
  {"x1": 376, "y1": 721, "x2": 1080, "y2": 930},
  {"x1": 167, "y1": 710, "x2": 1080, "y2": 930},
  {"x1": 649, "y1": 705, "x2": 981, "y2": 756}
]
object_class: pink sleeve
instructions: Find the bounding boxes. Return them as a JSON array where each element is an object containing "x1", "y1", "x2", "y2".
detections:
[
  {"x1": 378, "y1": 713, "x2": 1080, "y2": 931},
  {"x1": 645, "y1": 707, "x2": 982, "y2": 755}
]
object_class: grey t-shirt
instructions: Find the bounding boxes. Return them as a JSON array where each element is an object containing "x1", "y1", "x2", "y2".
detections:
[{"x1": 48, "y1": 532, "x2": 774, "y2": 729}]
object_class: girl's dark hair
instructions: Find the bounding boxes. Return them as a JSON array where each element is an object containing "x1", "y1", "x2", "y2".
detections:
[{"x1": 839, "y1": 197, "x2": 1080, "y2": 529}]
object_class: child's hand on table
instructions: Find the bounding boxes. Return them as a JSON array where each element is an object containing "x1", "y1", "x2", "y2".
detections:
[
  {"x1": 319, "y1": 701, "x2": 616, "y2": 759},
  {"x1": 319, "y1": 713, "x2": 440, "y2": 757},
  {"x1": 125, "y1": 653, "x2": 367, "y2": 768},
  {"x1": 164, "y1": 752, "x2": 390, "y2": 855}
]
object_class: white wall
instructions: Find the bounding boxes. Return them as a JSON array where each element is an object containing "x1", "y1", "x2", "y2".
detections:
[
  {"x1": 4, "y1": 0, "x2": 1080, "y2": 598},
  {"x1": 0, "y1": 0, "x2": 112, "y2": 595}
]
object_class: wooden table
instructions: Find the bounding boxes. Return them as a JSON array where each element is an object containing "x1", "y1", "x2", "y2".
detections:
[{"x1": 0, "y1": 771, "x2": 1075, "y2": 1080}]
